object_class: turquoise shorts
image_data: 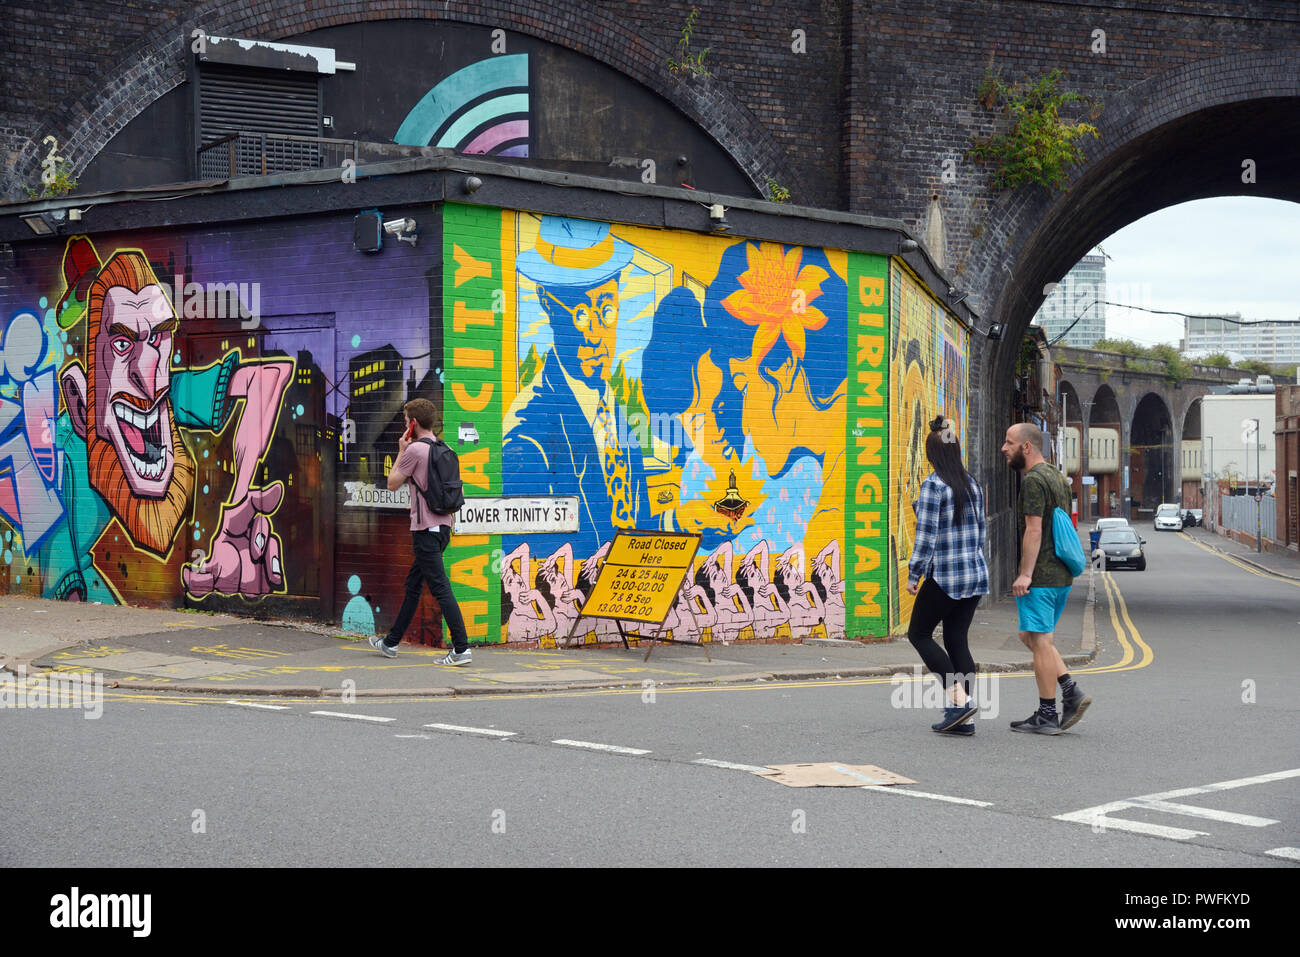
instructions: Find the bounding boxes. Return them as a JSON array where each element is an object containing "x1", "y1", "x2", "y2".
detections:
[{"x1": 1017, "y1": 586, "x2": 1072, "y2": 633}]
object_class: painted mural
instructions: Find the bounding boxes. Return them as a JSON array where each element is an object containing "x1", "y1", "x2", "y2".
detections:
[
  {"x1": 888, "y1": 261, "x2": 970, "y2": 632},
  {"x1": 0, "y1": 226, "x2": 436, "y2": 628},
  {"x1": 2, "y1": 207, "x2": 968, "y2": 648},
  {"x1": 1, "y1": 237, "x2": 294, "y2": 604},
  {"x1": 442, "y1": 205, "x2": 896, "y2": 645},
  {"x1": 395, "y1": 54, "x2": 531, "y2": 157}
]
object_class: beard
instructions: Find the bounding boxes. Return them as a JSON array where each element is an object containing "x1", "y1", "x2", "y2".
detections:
[
  {"x1": 1007, "y1": 448, "x2": 1027, "y2": 471},
  {"x1": 87, "y1": 415, "x2": 195, "y2": 556}
]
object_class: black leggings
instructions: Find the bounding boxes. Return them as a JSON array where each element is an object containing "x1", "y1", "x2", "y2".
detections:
[{"x1": 907, "y1": 577, "x2": 980, "y2": 696}]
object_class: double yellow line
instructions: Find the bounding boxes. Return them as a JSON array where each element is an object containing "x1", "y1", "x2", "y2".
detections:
[
  {"x1": 1182, "y1": 533, "x2": 1300, "y2": 588},
  {"x1": 1078, "y1": 570, "x2": 1154, "y2": 675}
]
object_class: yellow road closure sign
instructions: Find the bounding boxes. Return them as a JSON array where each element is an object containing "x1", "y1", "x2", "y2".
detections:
[{"x1": 581, "y1": 531, "x2": 702, "y2": 624}]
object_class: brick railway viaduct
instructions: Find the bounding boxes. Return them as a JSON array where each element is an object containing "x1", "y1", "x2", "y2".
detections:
[{"x1": 5, "y1": 0, "x2": 1299, "y2": 585}]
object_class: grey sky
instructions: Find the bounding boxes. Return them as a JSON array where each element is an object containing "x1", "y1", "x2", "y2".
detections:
[{"x1": 1097, "y1": 197, "x2": 1300, "y2": 347}]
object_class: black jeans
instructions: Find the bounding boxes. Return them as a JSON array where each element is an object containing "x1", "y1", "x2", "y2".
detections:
[
  {"x1": 906, "y1": 577, "x2": 980, "y2": 697},
  {"x1": 385, "y1": 526, "x2": 468, "y2": 653}
]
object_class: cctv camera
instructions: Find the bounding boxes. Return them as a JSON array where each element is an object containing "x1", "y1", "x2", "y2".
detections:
[{"x1": 384, "y1": 217, "x2": 416, "y2": 235}]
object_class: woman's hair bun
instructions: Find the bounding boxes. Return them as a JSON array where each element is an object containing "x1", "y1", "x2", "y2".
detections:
[{"x1": 929, "y1": 415, "x2": 959, "y2": 444}]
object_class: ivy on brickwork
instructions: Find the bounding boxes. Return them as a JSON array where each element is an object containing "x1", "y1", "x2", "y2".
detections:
[
  {"x1": 764, "y1": 178, "x2": 791, "y2": 203},
  {"x1": 666, "y1": 7, "x2": 712, "y2": 77},
  {"x1": 1015, "y1": 336, "x2": 1039, "y2": 379},
  {"x1": 970, "y1": 67, "x2": 1100, "y2": 191},
  {"x1": 25, "y1": 158, "x2": 79, "y2": 199}
]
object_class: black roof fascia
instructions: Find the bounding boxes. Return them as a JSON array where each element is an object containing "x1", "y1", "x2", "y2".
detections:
[{"x1": 0, "y1": 155, "x2": 974, "y2": 324}]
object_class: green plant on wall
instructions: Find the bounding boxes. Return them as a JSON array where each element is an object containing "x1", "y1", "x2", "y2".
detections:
[
  {"x1": 666, "y1": 7, "x2": 712, "y2": 77},
  {"x1": 970, "y1": 68, "x2": 1100, "y2": 190},
  {"x1": 765, "y1": 178, "x2": 791, "y2": 203},
  {"x1": 1015, "y1": 336, "x2": 1039, "y2": 378},
  {"x1": 25, "y1": 158, "x2": 79, "y2": 199}
]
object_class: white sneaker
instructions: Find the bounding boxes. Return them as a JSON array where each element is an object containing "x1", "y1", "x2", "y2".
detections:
[
  {"x1": 436, "y1": 650, "x2": 472, "y2": 666},
  {"x1": 368, "y1": 635, "x2": 397, "y2": 658}
]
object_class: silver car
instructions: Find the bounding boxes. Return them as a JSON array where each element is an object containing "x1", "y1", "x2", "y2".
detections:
[
  {"x1": 1154, "y1": 503, "x2": 1183, "y2": 531},
  {"x1": 1094, "y1": 527, "x2": 1147, "y2": 571}
]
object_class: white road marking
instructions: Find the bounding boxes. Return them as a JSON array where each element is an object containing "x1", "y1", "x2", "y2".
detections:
[
  {"x1": 1143, "y1": 768, "x2": 1300, "y2": 800},
  {"x1": 1265, "y1": 847, "x2": 1300, "y2": 861},
  {"x1": 864, "y1": 787, "x2": 994, "y2": 808},
  {"x1": 1056, "y1": 806, "x2": 1208, "y2": 840},
  {"x1": 552, "y1": 739, "x2": 651, "y2": 755},
  {"x1": 1136, "y1": 799, "x2": 1277, "y2": 827},
  {"x1": 394, "y1": 734, "x2": 431, "y2": 739},
  {"x1": 225, "y1": 700, "x2": 290, "y2": 710},
  {"x1": 309, "y1": 710, "x2": 395, "y2": 723},
  {"x1": 424, "y1": 723, "x2": 517, "y2": 738},
  {"x1": 693, "y1": 758, "x2": 770, "y2": 773},
  {"x1": 1055, "y1": 768, "x2": 1300, "y2": 840}
]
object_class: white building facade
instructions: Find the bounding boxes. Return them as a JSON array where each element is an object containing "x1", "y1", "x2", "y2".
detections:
[
  {"x1": 1200, "y1": 393, "x2": 1276, "y2": 490},
  {"x1": 1185, "y1": 315, "x2": 1300, "y2": 364},
  {"x1": 1031, "y1": 253, "x2": 1108, "y2": 348}
]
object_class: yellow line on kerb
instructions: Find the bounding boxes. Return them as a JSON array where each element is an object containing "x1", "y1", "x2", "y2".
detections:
[
  {"x1": 94, "y1": 572, "x2": 1164, "y2": 708},
  {"x1": 1182, "y1": 533, "x2": 1300, "y2": 588},
  {"x1": 1074, "y1": 571, "x2": 1154, "y2": 676}
]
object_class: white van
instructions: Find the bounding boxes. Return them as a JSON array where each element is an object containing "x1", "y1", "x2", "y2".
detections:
[{"x1": 1154, "y1": 503, "x2": 1183, "y2": 531}]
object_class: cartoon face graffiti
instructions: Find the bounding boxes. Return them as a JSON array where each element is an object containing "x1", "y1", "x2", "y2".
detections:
[
  {"x1": 95, "y1": 285, "x2": 178, "y2": 492},
  {"x1": 60, "y1": 251, "x2": 195, "y2": 554},
  {"x1": 542, "y1": 278, "x2": 620, "y2": 387}
]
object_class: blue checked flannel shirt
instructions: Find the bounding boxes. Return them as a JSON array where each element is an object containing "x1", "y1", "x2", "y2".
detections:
[{"x1": 908, "y1": 473, "x2": 990, "y2": 599}]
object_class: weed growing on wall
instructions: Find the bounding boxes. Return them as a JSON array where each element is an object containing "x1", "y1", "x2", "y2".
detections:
[
  {"x1": 26, "y1": 138, "x2": 78, "y2": 199},
  {"x1": 970, "y1": 68, "x2": 1100, "y2": 191},
  {"x1": 765, "y1": 178, "x2": 791, "y2": 203},
  {"x1": 666, "y1": 7, "x2": 712, "y2": 77}
]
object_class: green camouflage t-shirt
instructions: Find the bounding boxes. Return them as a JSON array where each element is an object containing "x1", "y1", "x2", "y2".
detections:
[{"x1": 1017, "y1": 462, "x2": 1074, "y2": 588}]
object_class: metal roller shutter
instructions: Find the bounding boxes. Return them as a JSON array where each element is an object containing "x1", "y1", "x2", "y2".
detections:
[{"x1": 198, "y1": 64, "x2": 322, "y2": 177}]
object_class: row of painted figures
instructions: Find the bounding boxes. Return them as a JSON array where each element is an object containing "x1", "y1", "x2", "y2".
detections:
[{"x1": 500, "y1": 539, "x2": 847, "y2": 645}]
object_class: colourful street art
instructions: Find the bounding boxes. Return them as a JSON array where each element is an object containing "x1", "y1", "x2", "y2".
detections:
[
  {"x1": 395, "y1": 55, "x2": 531, "y2": 157},
  {"x1": 0, "y1": 238, "x2": 295, "y2": 604},
  {"x1": 2, "y1": 205, "x2": 968, "y2": 649},
  {"x1": 888, "y1": 261, "x2": 970, "y2": 632},
  {"x1": 443, "y1": 205, "x2": 895, "y2": 645}
]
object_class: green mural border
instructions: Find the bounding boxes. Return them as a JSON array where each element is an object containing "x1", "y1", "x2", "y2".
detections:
[
  {"x1": 442, "y1": 203, "x2": 504, "y2": 644},
  {"x1": 845, "y1": 252, "x2": 891, "y2": 638}
]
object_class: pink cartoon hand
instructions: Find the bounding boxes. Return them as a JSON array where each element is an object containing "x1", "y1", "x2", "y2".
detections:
[{"x1": 183, "y1": 484, "x2": 286, "y2": 598}]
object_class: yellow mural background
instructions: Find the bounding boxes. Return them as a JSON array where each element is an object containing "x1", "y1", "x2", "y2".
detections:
[{"x1": 888, "y1": 261, "x2": 970, "y2": 633}]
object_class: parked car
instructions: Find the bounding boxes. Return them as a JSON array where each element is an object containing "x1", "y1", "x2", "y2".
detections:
[
  {"x1": 1154, "y1": 503, "x2": 1184, "y2": 531},
  {"x1": 1090, "y1": 516, "x2": 1132, "y2": 551},
  {"x1": 1094, "y1": 527, "x2": 1147, "y2": 570}
]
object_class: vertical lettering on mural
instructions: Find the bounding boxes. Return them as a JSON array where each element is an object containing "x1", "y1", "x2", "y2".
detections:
[{"x1": 846, "y1": 255, "x2": 890, "y2": 635}]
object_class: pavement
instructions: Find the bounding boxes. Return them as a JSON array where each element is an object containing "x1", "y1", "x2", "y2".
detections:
[
  {"x1": 1180, "y1": 522, "x2": 1300, "y2": 580},
  {"x1": 0, "y1": 562, "x2": 1101, "y2": 699}
]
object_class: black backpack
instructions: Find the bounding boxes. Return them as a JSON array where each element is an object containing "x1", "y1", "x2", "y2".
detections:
[{"x1": 417, "y1": 437, "x2": 465, "y2": 513}]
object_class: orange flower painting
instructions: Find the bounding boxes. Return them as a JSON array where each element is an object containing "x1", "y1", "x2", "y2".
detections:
[{"x1": 721, "y1": 243, "x2": 829, "y2": 363}]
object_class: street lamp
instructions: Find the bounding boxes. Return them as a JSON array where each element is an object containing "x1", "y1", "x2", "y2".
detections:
[
  {"x1": 1058, "y1": 392, "x2": 1069, "y2": 474},
  {"x1": 1203, "y1": 435, "x2": 1214, "y2": 530},
  {"x1": 1250, "y1": 418, "x2": 1262, "y2": 553}
]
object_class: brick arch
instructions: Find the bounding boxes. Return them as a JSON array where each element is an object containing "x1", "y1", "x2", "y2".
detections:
[
  {"x1": 977, "y1": 47, "x2": 1300, "y2": 392},
  {"x1": 13, "y1": 0, "x2": 788, "y2": 198}
]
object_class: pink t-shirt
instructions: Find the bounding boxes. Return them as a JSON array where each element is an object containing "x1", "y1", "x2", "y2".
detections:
[{"x1": 396, "y1": 440, "x2": 455, "y2": 531}]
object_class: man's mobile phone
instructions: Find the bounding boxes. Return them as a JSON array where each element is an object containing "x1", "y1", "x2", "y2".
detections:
[{"x1": 403, "y1": 420, "x2": 415, "y2": 441}]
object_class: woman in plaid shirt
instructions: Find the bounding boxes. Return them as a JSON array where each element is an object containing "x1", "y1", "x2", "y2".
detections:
[{"x1": 906, "y1": 416, "x2": 989, "y2": 735}]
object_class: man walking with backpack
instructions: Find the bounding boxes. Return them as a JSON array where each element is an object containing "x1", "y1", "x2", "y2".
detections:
[
  {"x1": 1001, "y1": 422, "x2": 1091, "y2": 734},
  {"x1": 369, "y1": 398, "x2": 471, "y2": 665}
]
